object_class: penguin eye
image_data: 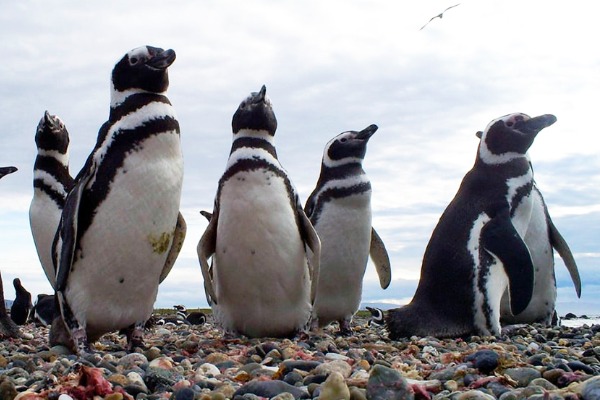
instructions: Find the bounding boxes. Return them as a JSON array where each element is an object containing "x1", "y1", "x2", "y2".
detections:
[
  {"x1": 506, "y1": 121, "x2": 514, "y2": 127},
  {"x1": 240, "y1": 101, "x2": 247, "y2": 108},
  {"x1": 130, "y1": 57, "x2": 139, "y2": 65},
  {"x1": 340, "y1": 138, "x2": 348, "y2": 143}
]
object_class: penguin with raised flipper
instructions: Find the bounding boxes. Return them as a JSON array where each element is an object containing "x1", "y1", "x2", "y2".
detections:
[
  {"x1": 305, "y1": 124, "x2": 391, "y2": 334},
  {"x1": 29, "y1": 111, "x2": 74, "y2": 288},
  {"x1": 51, "y1": 45, "x2": 185, "y2": 354},
  {"x1": 387, "y1": 113, "x2": 556, "y2": 339},
  {"x1": 197, "y1": 85, "x2": 320, "y2": 338}
]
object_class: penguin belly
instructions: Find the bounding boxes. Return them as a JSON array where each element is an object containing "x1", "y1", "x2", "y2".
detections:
[
  {"x1": 501, "y1": 189, "x2": 555, "y2": 324},
  {"x1": 213, "y1": 170, "x2": 311, "y2": 337},
  {"x1": 312, "y1": 195, "x2": 371, "y2": 326},
  {"x1": 30, "y1": 189, "x2": 62, "y2": 287},
  {"x1": 64, "y1": 134, "x2": 183, "y2": 335}
]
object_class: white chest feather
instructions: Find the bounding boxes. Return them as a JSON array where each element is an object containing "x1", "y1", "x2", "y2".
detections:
[
  {"x1": 213, "y1": 168, "x2": 311, "y2": 336},
  {"x1": 66, "y1": 133, "x2": 183, "y2": 331}
]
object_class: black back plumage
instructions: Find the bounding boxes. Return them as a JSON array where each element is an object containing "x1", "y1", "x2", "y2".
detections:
[{"x1": 11, "y1": 278, "x2": 32, "y2": 325}]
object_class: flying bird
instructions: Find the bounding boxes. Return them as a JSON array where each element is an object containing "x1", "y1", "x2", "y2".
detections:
[{"x1": 420, "y1": 3, "x2": 461, "y2": 30}]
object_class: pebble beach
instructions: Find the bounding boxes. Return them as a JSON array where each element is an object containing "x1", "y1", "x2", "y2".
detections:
[{"x1": 1, "y1": 315, "x2": 600, "y2": 400}]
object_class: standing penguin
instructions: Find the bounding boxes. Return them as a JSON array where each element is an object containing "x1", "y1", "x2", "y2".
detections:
[
  {"x1": 305, "y1": 125, "x2": 391, "y2": 334},
  {"x1": 198, "y1": 85, "x2": 321, "y2": 338},
  {"x1": 10, "y1": 278, "x2": 32, "y2": 325},
  {"x1": 471, "y1": 131, "x2": 582, "y2": 325},
  {"x1": 51, "y1": 45, "x2": 186, "y2": 354},
  {"x1": 29, "y1": 111, "x2": 74, "y2": 288},
  {"x1": 387, "y1": 113, "x2": 556, "y2": 339},
  {"x1": 499, "y1": 174, "x2": 581, "y2": 325}
]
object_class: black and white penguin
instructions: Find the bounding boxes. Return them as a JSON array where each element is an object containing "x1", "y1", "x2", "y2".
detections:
[
  {"x1": 10, "y1": 278, "x2": 32, "y2": 325},
  {"x1": 387, "y1": 113, "x2": 557, "y2": 339},
  {"x1": 366, "y1": 306, "x2": 385, "y2": 327},
  {"x1": 197, "y1": 85, "x2": 321, "y2": 338},
  {"x1": 31, "y1": 293, "x2": 57, "y2": 327},
  {"x1": 29, "y1": 111, "x2": 74, "y2": 288},
  {"x1": 51, "y1": 45, "x2": 186, "y2": 354},
  {"x1": 0, "y1": 166, "x2": 17, "y2": 179},
  {"x1": 472, "y1": 130, "x2": 582, "y2": 325},
  {"x1": 305, "y1": 125, "x2": 391, "y2": 334}
]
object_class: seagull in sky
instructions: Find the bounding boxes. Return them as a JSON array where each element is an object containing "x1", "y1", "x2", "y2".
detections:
[{"x1": 420, "y1": 3, "x2": 461, "y2": 30}]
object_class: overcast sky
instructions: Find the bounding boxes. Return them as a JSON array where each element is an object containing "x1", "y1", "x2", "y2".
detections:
[{"x1": 0, "y1": 1, "x2": 598, "y2": 315}]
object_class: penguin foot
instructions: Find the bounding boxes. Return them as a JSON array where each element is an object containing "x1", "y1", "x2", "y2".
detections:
[
  {"x1": 71, "y1": 327, "x2": 93, "y2": 355},
  {"x1": 126, "y1": 324, "x2": 146, "y2": 351},
  {"x1": 338, "y1": 318, "x2": 352, "y2": 336}
]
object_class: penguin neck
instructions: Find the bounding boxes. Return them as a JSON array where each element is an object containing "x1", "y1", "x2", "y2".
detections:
[
  {"x1": 110, "y1": 86, "x2": 165, "y2": 108},
  {"x1": 230, "y1": 130, "x2": 278, "y2": 160},
  {"x1": 36, "y1": 148, "x2": 70, "y2": 166},
  {"x1": 477, "y1": 141, "x2": 529, "y2": 166},
  {"x1": 318, "y1": 162, "x2": 365, "y2": 183}
]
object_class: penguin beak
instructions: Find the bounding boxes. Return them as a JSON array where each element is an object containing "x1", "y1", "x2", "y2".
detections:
[
  {"x1": 356, "y1": 124, "x2": 378, "y2": 140},
  {"x1": 0, "y1": 166, "x2": 17, "y2": 178},
  {"x1": 147, "y1": 49, "x2": 176, "y2": 69},
  {"x1": 253, "y1": 85, "x2": 267, "y2": 104},
  {"x1": 514, "y1": 114, "x2": 557, "y2": 135}
]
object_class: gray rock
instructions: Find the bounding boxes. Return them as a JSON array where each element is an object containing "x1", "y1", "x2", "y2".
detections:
[
  {"x1": 233, "y1": 380, "x2": 310, "y2": 399},
  {"x1": 504, "y1": 367, "x2": 542, "y2": 387},
  {"x1": 582, "y1": 376, "x2": 600, "y2": 400},
  {"x1": 366, "y1": 364, "x2": 414, "y2": 400}
]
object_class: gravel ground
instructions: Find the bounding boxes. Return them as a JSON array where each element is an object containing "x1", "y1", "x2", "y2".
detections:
[{"x1": 1, "y1": 315, "x2": 600, "y2": 400}]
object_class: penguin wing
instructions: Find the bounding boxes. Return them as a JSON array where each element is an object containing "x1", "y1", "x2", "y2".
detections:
[
  {"x1": 481, "y1": 210, "x2": 534, "y2": 315},
  {"x1": 159, "y1": 212, "x2": 187, "y2": 283},
  {"x1": 197, "y1": 206, "x2": 219, "y2": 305},
  {"x1": 54, "y1": 169, "x2": 94, "y2": 292},
  {"x1": 548, "y1": 218, "x2": 582, "y2": 297},
  {"x1": 297, "y1": 205, "x2": 321, "y2": 304},
  {"x1": 370, "y1": 227, "x2": 392, "y2": 289}
]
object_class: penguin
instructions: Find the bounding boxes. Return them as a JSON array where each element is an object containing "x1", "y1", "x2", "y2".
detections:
[
  {"x1": 197, "y1": 85, "x2": 321, "y2": 338},
  {"x1": 0, "y1": 166, "x2": 17, "y2": 179},
  {"x1": 10, "y1": 278, "x2": 32, "y2": 325},
  {"x1": 30, "y1": 294, "x2": 57, "y2": 327},
  {"x1": 304, "y1": 124, "x2": 391, "y2": 334},
  {"x1": 387, "y1": 113, "x2": 557, "y2": 339},
  {"x1": 50, "y1": 45, "x2": 186, "y2": 354},
  {"x1": 472, "y1": 130, "x2": 582, "y2": 325},
  {"x1": 29, "y1": 111, "x2": 74, "y2": 288},
  {"x1": 366, "y1": 306, "x2": 385, "y2": 327}
]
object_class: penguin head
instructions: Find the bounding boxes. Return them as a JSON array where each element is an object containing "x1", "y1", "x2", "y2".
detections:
[
  {"x1": 232, "y1": 85, "x2": 278, "y2": 136},
  {"x1": 323, "y1": 124, "x2": 378, "y2": 167},
  {"x1": 0, "y1": 166, "x2": 17, "y2": 179},
  {"x1": 478, "y1": 113, "x2": 556, "y2": 164},
  {"x1": 35, "y1": 111, "x2": 70, "y2": 154},
  {"x1": 111, "y1": 46, "x2": 176, "y2": 95}
]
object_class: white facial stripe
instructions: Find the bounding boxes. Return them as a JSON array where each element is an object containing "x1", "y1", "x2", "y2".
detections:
[
  {"x1": 128, "y1": 46, "x2": 150, "y2": 59},
  {"x1": 37, "y1": 149, "x2": 69, "y2": 163},
  {"x1": 478, "y1": 112, "x2": 531, "y2": 165},
  {"x1": 323, "y1": 156, "x2": 364, "y2": 168}
]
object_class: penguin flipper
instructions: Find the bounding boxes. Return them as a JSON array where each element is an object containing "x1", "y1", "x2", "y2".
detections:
[
  {"x1": 370, "y1": 227, "x2": 392, "y2": 289},
  {"x1": 548, "y1": 218, "x2": 581, "y2": 297},
  {"x1": 55, "y1": 171, "x2": 92, "y2": 292},
  {"x1": 159, "y1": 212, "x2": 187, "y2": 283},
  {"x1": 297, "y1": 208, "x2": 321, "y2": 304},
  {"x1": 481, "y1": 211, "x2": 534, "y2": 315},
  {"x1": 197, "y1": 207, "x2": 218, "y2": 305}
]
